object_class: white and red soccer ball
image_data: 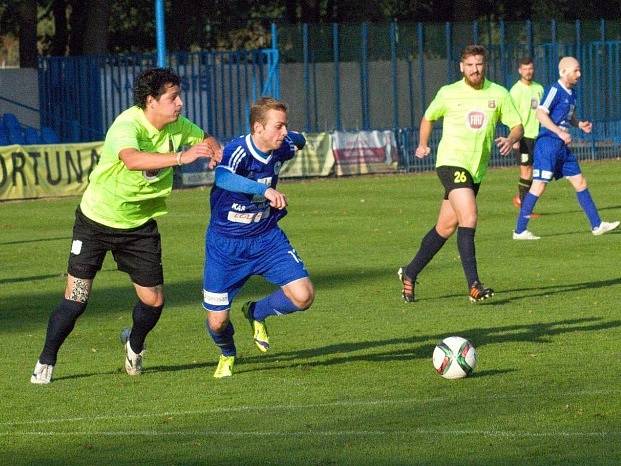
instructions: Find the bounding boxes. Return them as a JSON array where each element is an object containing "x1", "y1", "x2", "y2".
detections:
[{"x1": 432, "y1": 336, "x2": 477, "y2": 380}]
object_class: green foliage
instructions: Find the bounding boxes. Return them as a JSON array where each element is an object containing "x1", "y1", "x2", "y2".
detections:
[{"x1": 1, "y1": 163, "x2": 620, "y2": 464}]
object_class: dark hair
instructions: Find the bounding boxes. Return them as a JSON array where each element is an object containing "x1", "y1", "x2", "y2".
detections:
[
  {"x1": 518, "y1": 56, "x2": 534, "y2": 66},
  {"x1": 250, "y1": 97, "x2": 288, "y2": 133},
  {"x1": 133, "y1": 68, "x2": 181, "y2": 108},
  {"x1": 460, "y1": 45, "x2": 487, "y2": 61}
]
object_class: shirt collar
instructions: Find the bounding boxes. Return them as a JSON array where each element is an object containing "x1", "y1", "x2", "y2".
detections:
[
  {"x1": 245, "y1": 134, "x2": 272, "y2": 164},
  {"x1": 557, "y1": 80, "x2": 573, "y2": 95}
]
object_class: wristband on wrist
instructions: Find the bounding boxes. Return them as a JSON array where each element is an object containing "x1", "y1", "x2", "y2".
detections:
[{"x1": 176, "y1": 151, "x2": 183, "y2": 166}]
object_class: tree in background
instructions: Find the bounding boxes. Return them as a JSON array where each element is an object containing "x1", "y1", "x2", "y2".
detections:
[{"x1": 2, "y1": 0, "x2": 621, "y2": 65}]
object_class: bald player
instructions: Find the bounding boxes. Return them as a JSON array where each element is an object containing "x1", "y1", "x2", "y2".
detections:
[{"x1": 513, "y1": 57, "x2": 619, "y2": 239}]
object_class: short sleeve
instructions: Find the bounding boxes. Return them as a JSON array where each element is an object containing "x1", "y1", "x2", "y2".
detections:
[
  {"x1": 500, "y1": 91, "x2": 522, "y2": 129},
  {"x1": 424, "y1": 87, "x2": 447, "y2": 121},
  {"x1": 178, "y1": 117, "x2": 205, "y2": 146},
  {"x1": 106, "y1": 120, "x2": 140, "y2": 157},
  {"x1": 218, "y1": 141, "x2": 248, "y2": 174},
  {"x1": 539, "y1": 86, "x2": 558, "y2": 114}
]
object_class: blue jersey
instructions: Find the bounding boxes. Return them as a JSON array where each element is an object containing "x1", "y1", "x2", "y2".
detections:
[
  {"x1": 209, "y1": 133, "x2": 298, "y2": 237},
  {"x1": 538, "y1": 80, "x2": 577, "y2": 140}
]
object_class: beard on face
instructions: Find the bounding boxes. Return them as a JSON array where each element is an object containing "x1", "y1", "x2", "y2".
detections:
[{"x1": 464, "y1": 71, "x2": 484, "y2": 87}]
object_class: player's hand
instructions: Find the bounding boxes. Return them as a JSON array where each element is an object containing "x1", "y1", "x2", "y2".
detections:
[
  {"x1": 415, "y1": 145, "x2": 431, "y2": 158},
  {"x1": 578, "y1": 120, "x2": 592, "y2": 134},
  {"x1": 204, "y1": 136, "x2": 223, "y2": 169},
  {"x1": 264, "y1": 188, "x2": 288, "y2": 210},
  {"x1": 512, "y1": 141, "x2": 520, "y2": 150},
  {"x1": 180, "y1": 141, "x2": 212, "y2": 164},
  {"x1": 494, "y1": 137, "x2": 513, "y2": 156},
  {"x1": 557, "y1": 129, "x2": 572, "y2": 145}
]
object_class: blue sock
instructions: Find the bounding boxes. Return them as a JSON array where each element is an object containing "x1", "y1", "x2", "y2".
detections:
[
  {"x1": 252, "y1": 289, "x2": 301, "y2": 321},
  {"x1": 207, "y1": 320, "x2": 236, "y2": 356},
  {"x1": 515, "y1": 192, "x2": 539, "y2": 233},
  {"x1": 576, "y1": 189, "x2": 601, "y2": 229}
]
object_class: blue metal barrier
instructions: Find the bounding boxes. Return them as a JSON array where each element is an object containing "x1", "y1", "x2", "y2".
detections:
[
  {"x1": 287, "y1": 20, "x2": 621, "y2": 138},
  {"x1": 38, "y1": 47, "x2": 280, "y2": 142},
  {"x1": 397, "y1": 123, "x2": 621, "y2": 173}
]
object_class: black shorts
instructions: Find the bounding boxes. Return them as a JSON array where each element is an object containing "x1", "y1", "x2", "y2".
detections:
[
  {"x1": 516, "y1": 137, "x2": 535, "y2": 166},
  {"x1": 436, "y1": 166, "x2": 481, "y2": 200},
  {"x1": 67, "y1": 208, "x2": 164, "y2": 287}
]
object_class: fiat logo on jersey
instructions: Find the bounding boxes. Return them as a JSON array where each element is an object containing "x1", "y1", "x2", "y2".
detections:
[{"x1": 466, "y1": 111, "x2": 486, "y2": 130}]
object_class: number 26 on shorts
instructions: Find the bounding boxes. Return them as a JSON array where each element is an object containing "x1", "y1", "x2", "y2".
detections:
[{"x1": 453, "y1": 171, "x2": 467, "y2": 183}]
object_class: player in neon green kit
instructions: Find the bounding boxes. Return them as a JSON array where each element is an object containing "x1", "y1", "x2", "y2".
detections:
[
  {"x1": 399, "y1": 45, "x2": 523, "y2": 303},
  {"x1": 510, "y1": 57, "x2": 544, "y2": 207},
  {"x1": 31, "y1": 68, "x2": 222, "y2": 384}
]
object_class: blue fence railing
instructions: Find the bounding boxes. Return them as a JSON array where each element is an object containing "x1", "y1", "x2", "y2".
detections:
[
  {"x1": 33, "y1": 19, "x2": 621, "y2": 150},
  {"x1": 397, "y1": 122, "x2": 621, "y2": 173},
  {"x1": 279, "y1": 20, "x2": 621, "y2": 135},
  {"x1": 38, "y1": 47, "x2": 280, "y2": 142}
]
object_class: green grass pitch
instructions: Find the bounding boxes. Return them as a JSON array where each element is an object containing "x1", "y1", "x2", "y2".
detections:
[{"x1": 1, "y1": 161, "x2": 620, "y2": 465}]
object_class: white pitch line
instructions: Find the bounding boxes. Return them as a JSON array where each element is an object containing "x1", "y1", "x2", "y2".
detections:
[
  {"x1": 1, "y1": 430, "x2": 619, "y2": 438},
  {"x1": 2, "y1": 388, "x2": 619, "y2": 427}
]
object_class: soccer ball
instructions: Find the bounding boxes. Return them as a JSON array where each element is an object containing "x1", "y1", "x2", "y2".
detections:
[{"x1": 432, "y1": 336, "x2": 477, "y2": 379}]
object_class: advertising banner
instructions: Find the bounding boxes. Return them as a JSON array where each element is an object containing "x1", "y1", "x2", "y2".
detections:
[
  {"x1": 332, "y1": 130, "x2": 399, "y2": 176},
  {"x1": 0, "y1": 142, "x2": 102, "y2": 200},
  {"x1": 280, "y1": 132, "x2": 334, "y2": 178}
]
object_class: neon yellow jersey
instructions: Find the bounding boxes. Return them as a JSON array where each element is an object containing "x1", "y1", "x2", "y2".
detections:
[
  {"x1": 510, "y1": 80, "x2": 544, "y2": 138},
  {"x1": 424, "y1": 78, "x2": 521, "y2": 183},
  {"x1": 80, "y1": 106, "x2": 204, "y2": 229}
]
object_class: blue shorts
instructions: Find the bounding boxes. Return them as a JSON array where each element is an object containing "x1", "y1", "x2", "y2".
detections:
[
  {"x1": 202, "y1": 227, "x2": 309, "y2": 311},
  {"x1": 532, "y1": 136, "x2": 582, "y2": 183}
]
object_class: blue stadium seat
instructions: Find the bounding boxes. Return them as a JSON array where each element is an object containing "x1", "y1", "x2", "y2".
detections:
[
  {"x1": 41, "y1": 126, "x2": 60, "y2": 144},
  {"x1": 3, "y1": 112, "x2": 21, "y2": 129},
  {"x1": 0, "y1": 128, "x2": 9, "y2": 146},
  {"x1": 24, "y1": 127, "x2": 40, "y2": 145},
  {"x1": 8, "y1": 127, "x2": 25, "y2": 145}
]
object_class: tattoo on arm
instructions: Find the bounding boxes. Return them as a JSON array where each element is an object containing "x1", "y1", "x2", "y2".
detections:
[{"x1": 69, "y1": 278, "x2": 91, "y2": 303}]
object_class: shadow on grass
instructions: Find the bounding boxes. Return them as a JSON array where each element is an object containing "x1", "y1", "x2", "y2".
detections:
[
  {"x1": 0, "y1": 273, "x2": 67, "y2": 285},
  {"x1": 534, "y1": 203, "x2": 621, "y2": 217},
  {"x1": 429, "y1": 277, "x2": 621, "y2": 305},
  {"x1": 147, "y1": 316, "x2": 617, "y2": 377},
  {"x1": 0, "y1": 236, "x2": 72, "y2": 246},
  {"x1": 1, "y1": 266, "x2": 393, "y2": 331}
]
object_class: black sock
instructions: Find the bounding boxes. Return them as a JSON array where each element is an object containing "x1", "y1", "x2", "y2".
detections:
[
  {"x1": 129, "y1": 300, "x2": 164, "y2": 353},
  {"x1": 405, "y1": 226, "x2": 448, "y2": 280},
  {"x1": 39, "y1": 298, "x2": 87, "y2": 365},
  {"x1": 457, "y1": 226, "x2": 479, "y2": 287},
  {"x1": 518, "y1": 177, "x2": 532, "y2": 202}
]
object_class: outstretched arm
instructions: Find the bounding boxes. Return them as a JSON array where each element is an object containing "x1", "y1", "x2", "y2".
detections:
[
  {"x1": 119, "y1": 141, "x2": 218, "y2": 171},
  {"x1": 203, "y1": 134, "x2": 223, "y2": 168}
]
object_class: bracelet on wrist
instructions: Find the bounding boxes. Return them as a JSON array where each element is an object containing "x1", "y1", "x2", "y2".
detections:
[{"x1": 176, "y1": 151, "x2": 183, "y2": 166}]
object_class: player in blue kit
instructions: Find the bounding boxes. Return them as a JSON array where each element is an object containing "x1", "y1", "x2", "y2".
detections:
[
  {"x1": 513, "y1": 56, "x2": 619, "y2": 240},
  {"x1": 202, "y1": 97, "x2": 314, "y2": 378}
]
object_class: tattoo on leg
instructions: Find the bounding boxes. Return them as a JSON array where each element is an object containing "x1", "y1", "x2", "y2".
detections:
[{"x1": 69, "y1": 279, "x2": 90, "y2": 302}]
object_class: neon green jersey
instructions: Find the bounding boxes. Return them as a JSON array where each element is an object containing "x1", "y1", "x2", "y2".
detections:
[
  {"x1": 509, "y1": 80, "x2": 544, "y2": 138},
  {"x1": 80, "y1": 106, "x2": 204, "y2": 229},
  {"x1": 424, "y1": 78, "x2": 521, "y2": 183}
]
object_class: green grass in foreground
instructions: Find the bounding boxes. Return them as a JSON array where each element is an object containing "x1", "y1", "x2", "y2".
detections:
[{"x1": 1, "y1": 161, "x2": 620, "y2": 465}]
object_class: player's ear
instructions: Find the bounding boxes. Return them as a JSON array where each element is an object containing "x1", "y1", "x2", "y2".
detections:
[{"x1": 459, "y1": 62, "x2": 464, "y2": 73}]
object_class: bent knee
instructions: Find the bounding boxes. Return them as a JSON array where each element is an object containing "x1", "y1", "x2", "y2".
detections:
[
  {"x1": 206, "y1": 314, "x2": 229, "y2": 333},
  {"x1": 141, "y1": 295, "x2": 164, "y2": 307},
  {"x1": 288, "y1": 287, "x2": 315, "y2": 310}
]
